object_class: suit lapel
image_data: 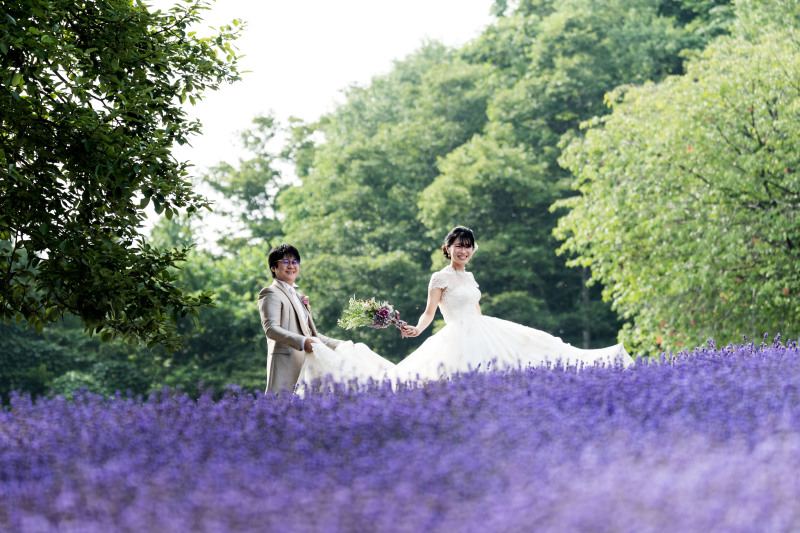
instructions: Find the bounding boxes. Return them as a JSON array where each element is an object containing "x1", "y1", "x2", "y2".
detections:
[
  {"x1": 273, "y1": 281, "x2": 312, "y2": 337},
  {"x1": 295, "y1": 289, "x2": 319, "y2": 337},
  {"x1": 307, "y1": 311, "x2": 318, "y2": 337},
  {"x1": 296, "y1": 290, "x2": 319, "y2": 336}
]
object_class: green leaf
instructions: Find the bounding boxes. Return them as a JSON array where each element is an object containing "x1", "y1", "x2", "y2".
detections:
[
  {"x1": 555, "y1": 32, "x2": 800, "y2": 355},
  {"x1": 0, "y1": 0, "x2": 242, "y2": 350}
]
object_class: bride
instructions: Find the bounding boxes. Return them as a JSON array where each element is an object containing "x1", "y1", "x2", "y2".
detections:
[{"x1": 298, "y1": 226, "x2": 632, "y2": 387}]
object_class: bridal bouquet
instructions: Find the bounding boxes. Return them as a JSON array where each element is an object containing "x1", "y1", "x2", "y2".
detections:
[{"x1": 338, "y1": 297, "x2": 407, "y2": 337}]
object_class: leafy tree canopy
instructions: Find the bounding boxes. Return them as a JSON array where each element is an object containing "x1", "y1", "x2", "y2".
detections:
[
  {"x1": 424, "y1": 0, "x2": 715, "y2": 346},
  {"x1": 276, "y1": 43, "x2": 494, "y2": 357},
  {"x1": 555, "y1": 26, "x2": 800, "y2": 354},
  {"x1": 3, "y1": 0, "x2": 768, "y2": 398},
  {"x1": 1, "y1": 0, "x2": 242, "y2": 350},
  {"x1": 275, "y1": 0, "x2": 728, "y2": 358}
]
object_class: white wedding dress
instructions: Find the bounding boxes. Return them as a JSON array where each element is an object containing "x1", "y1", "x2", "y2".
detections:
[{"x1": 299, "y1": 266, "x2": 632, "y2": 388}]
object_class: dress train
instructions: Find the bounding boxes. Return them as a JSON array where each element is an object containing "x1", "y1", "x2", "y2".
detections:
[{"x1": 297, "y1": 266, "x2": 633, "y2": 388}]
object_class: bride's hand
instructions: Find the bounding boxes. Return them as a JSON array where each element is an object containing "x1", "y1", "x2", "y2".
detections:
[{"x1": 402, "y1": 325, "x2": 418, "y2": 337}]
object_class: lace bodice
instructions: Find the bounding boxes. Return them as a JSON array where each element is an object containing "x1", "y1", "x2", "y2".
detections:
[{"x1": 428, "y1": 266, "x2": 481, "y2": 323}]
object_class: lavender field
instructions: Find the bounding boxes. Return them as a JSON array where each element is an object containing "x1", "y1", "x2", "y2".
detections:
[{"x1": 2, "y1": 337, "x2": 800, "y2": 532}]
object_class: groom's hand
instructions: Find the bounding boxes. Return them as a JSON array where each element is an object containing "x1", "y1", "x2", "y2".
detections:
[{"x1": 303, "y1": 338, "x2": 317, "y2": 353}]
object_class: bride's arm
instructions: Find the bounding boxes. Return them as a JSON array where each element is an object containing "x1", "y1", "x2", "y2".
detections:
[{"x1": 402, "y1": 287, "x2": 443, "y2": 337}]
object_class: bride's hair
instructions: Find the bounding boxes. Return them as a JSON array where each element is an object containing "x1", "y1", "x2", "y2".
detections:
[{"x1": 442, "y1": 226, "x2": 476, "y2": 259}]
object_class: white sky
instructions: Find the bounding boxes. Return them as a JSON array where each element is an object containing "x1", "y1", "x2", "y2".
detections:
[{"x1": 148, "y1": 0, "x2": 496, "y2": 173}]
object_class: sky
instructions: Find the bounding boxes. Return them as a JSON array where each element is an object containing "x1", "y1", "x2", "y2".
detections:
[{"x1": 147, "y1": 0, "x2": 497, "y2": 174}]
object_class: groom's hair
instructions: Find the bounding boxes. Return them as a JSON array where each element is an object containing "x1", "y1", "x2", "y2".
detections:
[{"x1": 268, "y1": 244, "x2": 301, "y2": 278}]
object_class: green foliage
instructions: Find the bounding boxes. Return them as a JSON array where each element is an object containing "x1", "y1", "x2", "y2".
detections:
[
  {"x1": 733, "y1": 0, "x2": 800, "y2": 37},
  {"x1": 165, "y1": 245, "x2": 270, "y2": 394},
  {"x1": 0, "y1": 317, "x2": 151, "y2": 402},
  {"x1": 422, "y1": 0, "x2": 715, "y2": 348},
  {"x1": 0, "y1": 322, "x2": 62, "y2": 400},
  {"x1": 338, "y1": 299, "x2": 380, "y2": 330},
  {"x1": 143, "y1": 229, "x2": 271, "y2": 395},
  {"x1": 273, "y1": 0, "x2": 725, "y2": 357},
  {"x1": 3, "y1": 0, "x2": 771, "y2": 397},
  {"x1": 419, "y1": 136, "x2": 556, "y2": 322},
  {"x1": 202, "y1": 113, "x2": 287, "y2": 249},
  {"x1": 277, "y1": 43, "x2": 493, "y2": 358},
  {"x1": 486, "y1": 0, "x2": 702, "y2": 152},
  {"x1": 338, "y1": 297, "x2": 397, "y2": 330},
  {"x1": 0, "y1": 0, "x2": 242, "y2": 350},
  {"x1": 555, "y1": 31, "x2": 800, "y2": 354},
  {"x1": 658, "y1": 0, "x2": 735, "y2": 36},
  {"x1": 491, "y1": 0, "x2": 558, "y2": 18}
]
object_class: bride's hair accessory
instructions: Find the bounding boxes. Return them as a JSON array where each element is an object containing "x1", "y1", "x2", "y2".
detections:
[{"x1": 338, "y1": 297, "x2": 408, "y2": 337}]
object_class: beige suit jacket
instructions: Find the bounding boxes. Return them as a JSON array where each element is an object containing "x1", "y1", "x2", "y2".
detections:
[{"x1": 258, "y1": 281, "x2": 342, "y2": 393}]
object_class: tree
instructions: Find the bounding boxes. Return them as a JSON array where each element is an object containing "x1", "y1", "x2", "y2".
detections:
[
  {"x1": 555, "y1": 28, "x2": 800, "y2": 354},
  {"x1": 0, "y1": 316, "x2": 153, "y2": 402},
  {"x1": 143, "y1": 222, "x2": 273, "y2": 396},
  {"x1": 202, "y1": 113, "x2": 287, "y2": 251},
  {"x1": 277, "y1": 43, "x2": 494, "y2": 359},
  {"x1": 421, "y1": 0, "x2": 711, "y2": 348},
  {"x1": 0, "y1": 0, "x2": 242, "y2": 351},
  {"x1": 273, "y1": 1, "x2": 726, "y2": 357},
  {"x1": 657, "y1": 0, "x2": 735, "y2": 36}
]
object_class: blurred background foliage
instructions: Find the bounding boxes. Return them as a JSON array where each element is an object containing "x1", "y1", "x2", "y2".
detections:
[{"x1": 7, "y1": 0, "x2": 800, "y2": 400}]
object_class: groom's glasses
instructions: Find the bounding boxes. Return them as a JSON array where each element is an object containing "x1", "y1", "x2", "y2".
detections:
[{"x1": 280, "y1": 259, "x2": 300, "y2": 266}]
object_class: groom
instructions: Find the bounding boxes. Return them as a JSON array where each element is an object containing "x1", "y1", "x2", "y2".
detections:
[{"x1": 258, "y1": 244, "x2": 343, "y2": 393}]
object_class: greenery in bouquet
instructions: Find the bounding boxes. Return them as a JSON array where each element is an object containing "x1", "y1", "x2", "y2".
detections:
[{"x1": 338, "y1": 297, "x2": 406, "y2": 333}]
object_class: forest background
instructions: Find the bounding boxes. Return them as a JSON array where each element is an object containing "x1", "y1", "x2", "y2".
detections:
[{"x1": 3, "y1": 0, "x2": 799, "y2": 399}]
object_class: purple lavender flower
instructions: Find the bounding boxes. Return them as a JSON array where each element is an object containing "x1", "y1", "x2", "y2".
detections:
[{"x1": 2, "y1": 338, "x2": 800, "y2": 531}]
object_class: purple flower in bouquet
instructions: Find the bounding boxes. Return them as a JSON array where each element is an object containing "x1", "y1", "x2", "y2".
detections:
[{"x1": 372, "y1": 307, "x2": 392, "y2": 328}]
